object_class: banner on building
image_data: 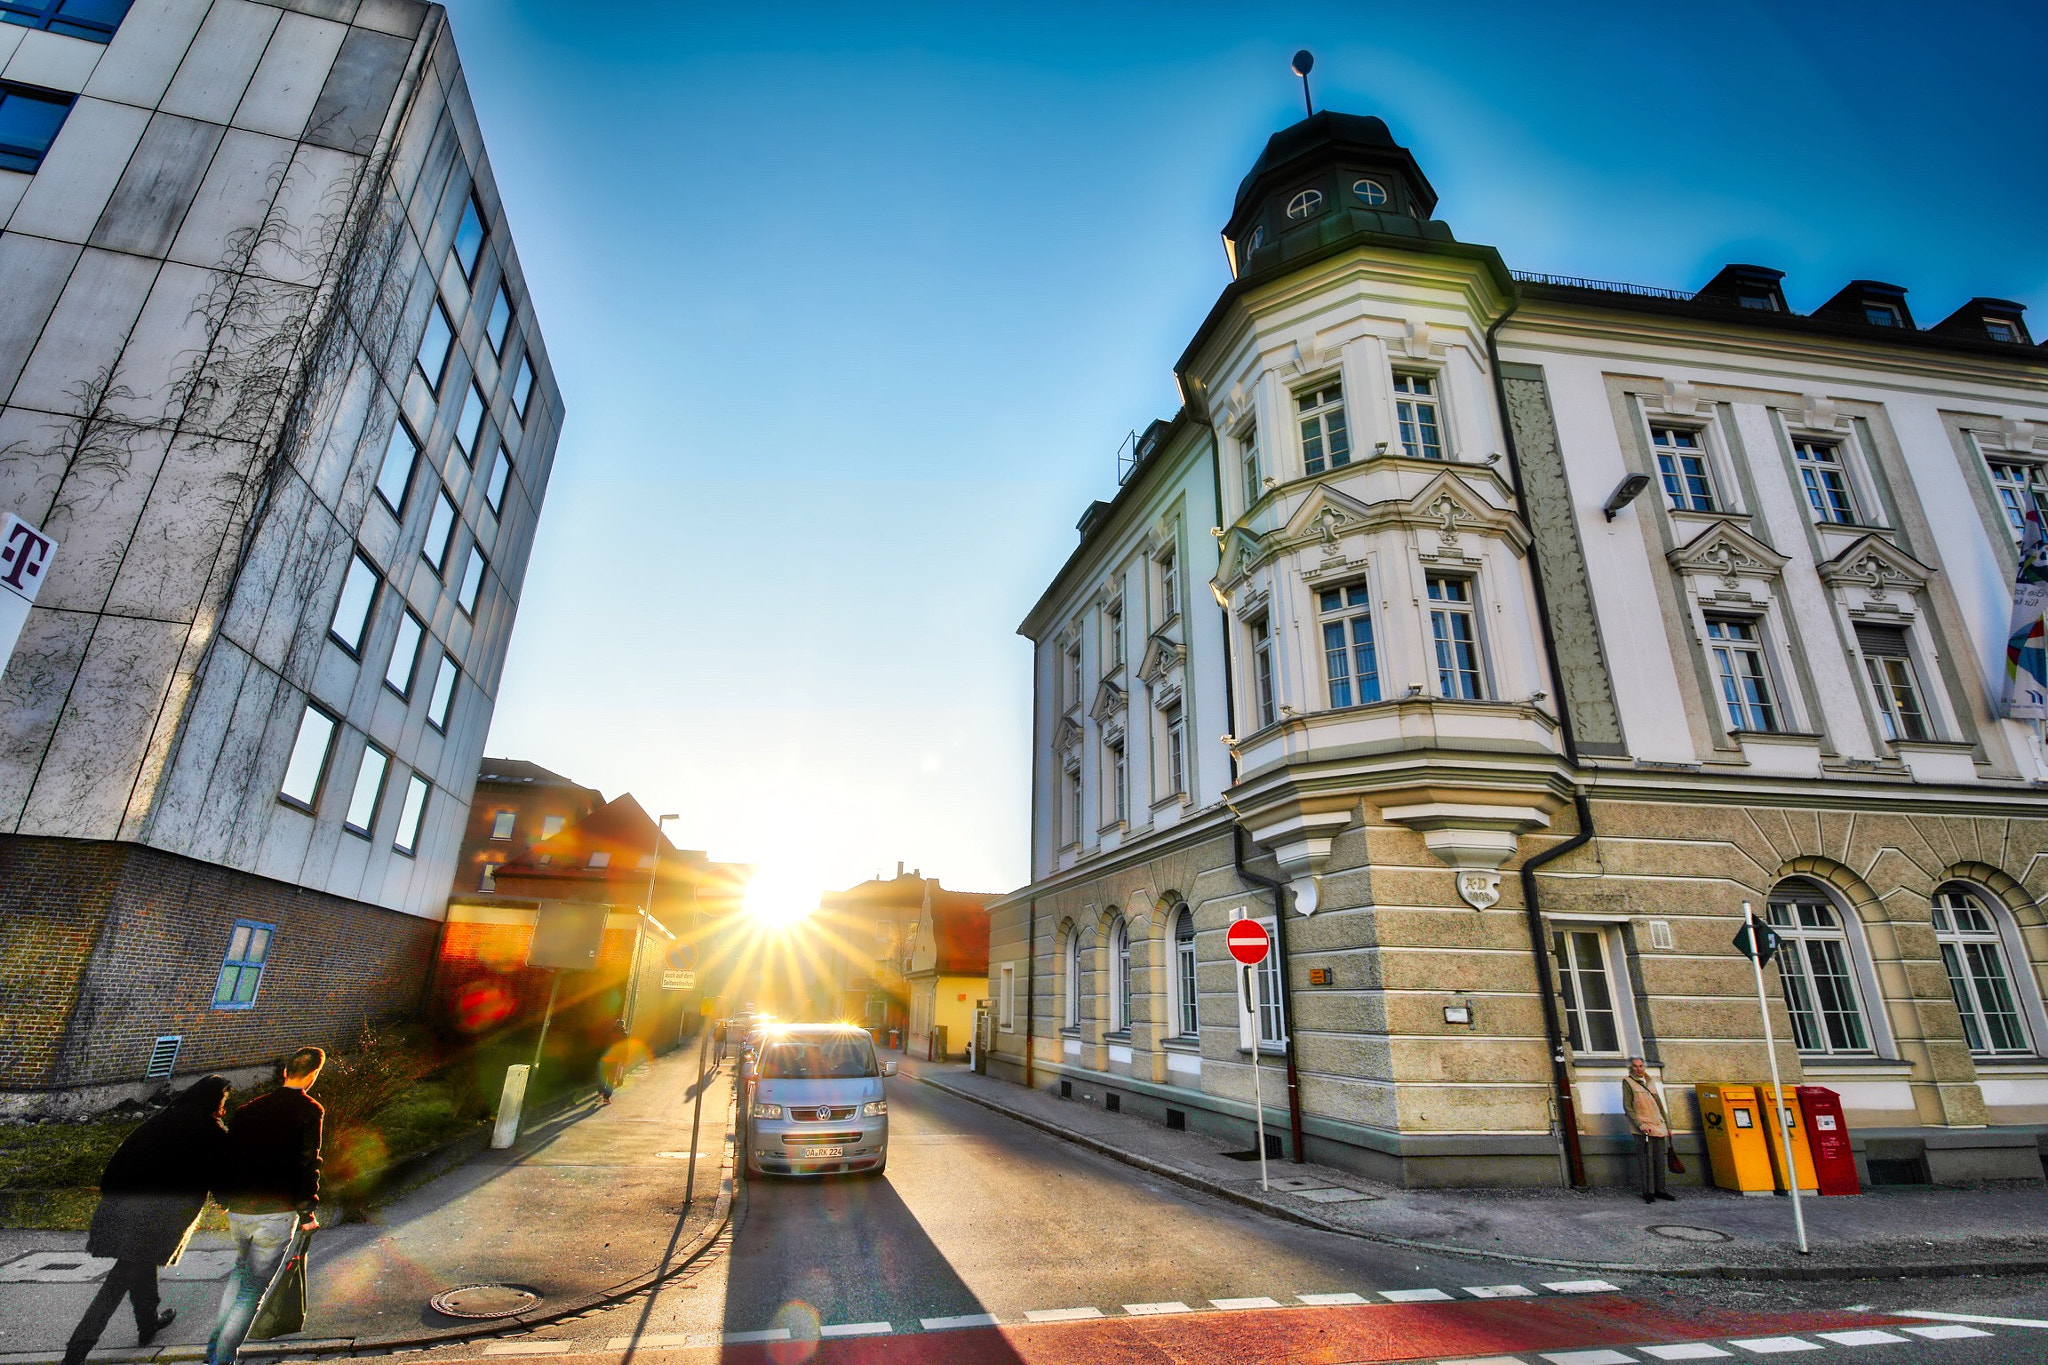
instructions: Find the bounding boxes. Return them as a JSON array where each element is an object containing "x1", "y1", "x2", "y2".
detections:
[
  {"x1": 0, "y1": 514, "x2": 56, "y2": 672},
  {"x1": 2005, "y1": 511, "x2": 2048, "y2": 719}
]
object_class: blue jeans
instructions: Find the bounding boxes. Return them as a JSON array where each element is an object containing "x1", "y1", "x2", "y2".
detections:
[{"x1": 207, "y1": 1211, "x2": 298, "y2": 1364}]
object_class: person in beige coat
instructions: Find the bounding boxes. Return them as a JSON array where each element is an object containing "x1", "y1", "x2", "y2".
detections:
[{"x1": 1624, "y1": 1057, "x2": 1676, "y2": 1203}]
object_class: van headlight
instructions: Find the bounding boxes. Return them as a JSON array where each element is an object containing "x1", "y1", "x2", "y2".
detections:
[
  {"x1": 751, "y1": 1102, "x2": 783, "y2": 1119},
  {"x1": 862, "y1": 1100, "x2": 887, "y2": 1117}
]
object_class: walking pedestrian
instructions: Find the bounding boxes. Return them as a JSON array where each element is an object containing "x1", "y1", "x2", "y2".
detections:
[
  {"x1": 1624, "y1": 1056, "x2": 1676, "y2": 1204},
  {"x1": 206, "y1": 1048, "x2": 325, "y2": 1365},
  {"x1": 62, "y1": 1076, "x2": 232, "y2": 1365}
]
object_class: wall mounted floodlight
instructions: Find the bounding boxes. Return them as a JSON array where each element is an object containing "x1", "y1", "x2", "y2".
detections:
[{"x1": 1602, "y1": 473, "x2": 1653, "y2": 521}]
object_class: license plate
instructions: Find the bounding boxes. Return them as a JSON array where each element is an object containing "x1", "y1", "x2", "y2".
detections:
[{"x1": 800, "y1": 1145, "x2": 845, "y2": 1159}]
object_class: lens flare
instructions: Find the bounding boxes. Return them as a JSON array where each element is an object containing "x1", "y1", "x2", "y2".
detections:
[
  {"x1": 744, "y1": 865, "x2": 819, "y2": 928},
  {"x1": 766, "y1": 1300, "x2": 821, "y2": 1363}
]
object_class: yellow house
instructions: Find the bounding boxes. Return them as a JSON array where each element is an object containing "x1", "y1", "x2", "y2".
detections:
[{"x1": 904, "y1": 883, "x2": 995, "y2": 1060}]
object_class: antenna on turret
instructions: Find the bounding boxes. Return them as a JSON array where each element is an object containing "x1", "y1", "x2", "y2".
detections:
[{"x1": 1291, "y1": 50, "x2": 1315, "y2": 118}]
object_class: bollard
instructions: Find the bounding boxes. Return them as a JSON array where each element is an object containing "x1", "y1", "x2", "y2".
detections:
[{"x1": 492, "y1": 1063, "x2": 530, "y2": 1149}]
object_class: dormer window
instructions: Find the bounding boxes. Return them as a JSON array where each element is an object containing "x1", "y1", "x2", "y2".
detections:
[
  {"x1": 1738, "y1": 291, "x2": 1779, "y2": 311},
  {"x1": 1352, "y1": 178, "x2": 1388, "y2": 206},
  {"x1": 1863, "y1": 303, "x2": 1902, "y2": 327},
  {"x1": 1285, "y1": 188, "x2": 1324, "y2": 220},
  {"x1": 1986, "y1": 317, "x2": 2021, "y2": 343},
  {"x1": 1246, "y1": 225, "x2": 1266, "y2": 252}
]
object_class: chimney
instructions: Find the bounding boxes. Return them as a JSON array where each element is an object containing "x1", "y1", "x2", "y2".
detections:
[{"x1": 896, "y1": 861, "x2": 905, "y2": 878}]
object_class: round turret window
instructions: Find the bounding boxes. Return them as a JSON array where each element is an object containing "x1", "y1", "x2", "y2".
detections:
[
  {"x1": 1285, "y1": 188, "x2": 1324, "y2": 220},
  {"x1": 1353, "y1": 178, "x2": 1388, "y2": 206}
]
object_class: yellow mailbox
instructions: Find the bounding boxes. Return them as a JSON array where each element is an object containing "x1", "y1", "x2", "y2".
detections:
[
  {"x1": 1695, "y1": 1083, "x2": 1776, "y2": 1194},
  {"x1": 1757, "y1": 1084, "x2": 1819, "y2": 1193}
]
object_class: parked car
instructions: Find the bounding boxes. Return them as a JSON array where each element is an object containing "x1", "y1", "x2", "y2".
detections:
[{"x1": 745, "y1": 1023, "x2": 894, "y2": 1177}]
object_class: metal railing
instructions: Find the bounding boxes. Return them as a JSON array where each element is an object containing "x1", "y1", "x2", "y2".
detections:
[{"x1": 1510, "y1": 270, "x2": 1697, "y2": 303}]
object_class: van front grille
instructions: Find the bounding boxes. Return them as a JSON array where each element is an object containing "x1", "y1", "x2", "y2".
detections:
[{"x1": 781, "y1": 1131, "x2": 864, "y2": 1145}]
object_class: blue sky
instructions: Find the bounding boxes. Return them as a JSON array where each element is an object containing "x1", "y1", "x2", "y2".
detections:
[{"x1": 450, "y1": 0, "x2": 2048, "y2": 902}]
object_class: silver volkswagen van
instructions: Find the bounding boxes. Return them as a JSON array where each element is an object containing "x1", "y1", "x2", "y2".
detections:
[{"x1": 746, "y1": 1024, "x2": 893, "y2": 1177}]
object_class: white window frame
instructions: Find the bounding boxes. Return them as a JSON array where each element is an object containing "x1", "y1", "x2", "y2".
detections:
[
  {"x1": 1793, "y1": 436, "x2": 1860, "y2": 525},
  {"x1": 1163, "y1": 702, "x2": 1186, "y2": 797},
  {"x1": 1064, "y1": 928, "x2": 1083, "y2": 1029},
  {"x1": 1549, "y1": 923, "x2": 1639, "y2": 1059},
  {"x1": 1106, "y1": 598, "x2": 1124, "y2": 670},
  {"x1": 1062, "y1": 764, "x2": 1082, "y2": 846},
  {"x1": 1295, "y1": 380, "x2": 1350, "y2": 475},
  {"x1": 1064, "y1": 642, "x2": 1082, "y2": 711},
  {"x1": 1651, "y1": 424, "x2": 1718, "y2": 512},
  {"x1": 1158, "y1": 545, "x2": 1180, "y2": 623},
  {"x1": 998, "y1": 963, "x2": 1016, "y2": 1031},
  {"x1": 1249, "y1": 614, "x2": 1276, "y2": 728},
  {"x1": 1105, "y1": 737, "x2": 1127, "y2": 825},
  {"x1": 1173, "y1": 904, "x2": 1197, "y2": 1038},
  {"x1": 1318, "y1": 581, "x2": 1378, "y2": 709},
  {"x1": 1285, "y1": 187, "x2": 1323, "y2": 219},
  {"x1": 1766, "y1": 885, "x2": 1882, "y2": 1058},
  {"x1": 1988, "y1": 458, "x2": 2048, "y2": 542},
  {"x1": 1933, "y1": 886, "x2": 2038, "y2": 1057},
  {"x1": 1854, "y1": 622, "x2": 1933, "y2": 742},
  {"x1": 1239, "y1": 421, "x2": 1261, "y2": 511},
  {"x1": 1391, "y1": 371, "x2": 1444, "y2": 461},
  {"x1": 1704, "y1": 614, "x2": 1781, "y2": 733},
  {"x1": 1110, "y1": 916, "x2": 1132, "y2": 1034},
  {"x1": 1426, "y1": 574, "x2": 1485, "y2": 700}
]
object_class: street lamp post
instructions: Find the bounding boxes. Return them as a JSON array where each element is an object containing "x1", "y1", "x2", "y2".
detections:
[{"x1": 623, "y1": 812, "x2": 680, "y2": 1035}]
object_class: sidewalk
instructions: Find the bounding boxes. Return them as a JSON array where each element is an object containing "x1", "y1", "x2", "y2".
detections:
[
  {"x1": 0, "y1": 1045, "x2": 734, "y2": 1361},
  {"x1": 905, "y1": 1057, "x2": 2048, "y2": 1279}
]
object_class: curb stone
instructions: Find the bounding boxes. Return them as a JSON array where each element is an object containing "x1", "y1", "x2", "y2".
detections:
[
  {"x1": 917, "y1": 1073, "x2": 2048, "y2": 1283},
  {"x1": 0, "y1": 1076, "x2": 739, "y2": 1364}
]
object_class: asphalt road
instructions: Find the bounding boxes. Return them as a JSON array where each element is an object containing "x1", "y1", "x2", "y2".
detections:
[{"x1": 496, "y1": 1072, "x2": 2048, "y2": 1363}]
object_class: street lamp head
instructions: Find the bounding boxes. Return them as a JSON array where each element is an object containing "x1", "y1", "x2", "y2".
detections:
[{"x1": 1291, "y1": 49, "x2": 1314, "y2": 77}]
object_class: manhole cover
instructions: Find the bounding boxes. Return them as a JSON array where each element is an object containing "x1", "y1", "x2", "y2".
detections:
[
  {"x1": 1648, "y1": 1224, "x2": 1731, "y2": 1243},
  {"x1": 429, "y1": 1285, "x2": 542, "y2": 1318}
]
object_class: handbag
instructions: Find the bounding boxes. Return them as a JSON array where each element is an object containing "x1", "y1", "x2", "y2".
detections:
[
  {"x1": 1667, "y1": 1146, "x2": 1686, "y2": 1176},
  {"x1": 250, "y1": 1227, "x2": 310, "y2": 1341}
]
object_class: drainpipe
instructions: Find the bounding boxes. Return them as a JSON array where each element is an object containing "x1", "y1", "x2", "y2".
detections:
[
  {"x1": 1235, "y1": 824, "x2": 1306, "y2": 1163},
  {"x1": 1486, "y1": 290, "x2": 1592, "y2": 1188},
  {"x1": 1023, "y1": 897, "x2": 1037, "y2": 1090}
]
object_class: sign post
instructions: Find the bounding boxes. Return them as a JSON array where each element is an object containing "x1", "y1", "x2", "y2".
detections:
[
  {"x1": 0, "y1": 514, "x2": 56, "y2": 670},
  {"x1": 1735, "y1": 901, "x2": 1808, "y2": 1255},
  {"x1": 1227, "y1": 917, "x2": 1274, "y2": 1193}
]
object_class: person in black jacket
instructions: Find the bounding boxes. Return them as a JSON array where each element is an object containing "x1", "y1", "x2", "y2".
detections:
[
  {"x1": 205, "y1": 1048, "x2": 325, "y2": 1365},
  {"x1": 62, "y1": 1076, "x2": 232, "y2": 1365}
]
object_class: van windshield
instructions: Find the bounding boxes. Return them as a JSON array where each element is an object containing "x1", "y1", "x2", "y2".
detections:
[{"x1": 759, "y1": 1035, "x2": 877, "y2": 1079}]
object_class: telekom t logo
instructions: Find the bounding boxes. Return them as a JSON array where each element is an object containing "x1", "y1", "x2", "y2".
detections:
[{"x1": 0, "y1": 519, "x2": 53, "y2": 598}]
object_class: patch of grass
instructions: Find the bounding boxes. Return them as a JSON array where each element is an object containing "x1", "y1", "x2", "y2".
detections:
[
  {"x1": 0, "y1": 1118, "x2": 138, "y2": 1192},
  {"x1": 0, "y1": 1187, "x2": 100, "y2": 1229}
]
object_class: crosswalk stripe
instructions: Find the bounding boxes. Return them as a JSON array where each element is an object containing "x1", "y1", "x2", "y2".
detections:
[
  {"x1": 1383, "y1": 1288, "x2": 1455, "y2": 1302},
  {"x1": 1815, "y1": 1331, "x2": 1909, "y2": 1346},
  {"x1": 1210, "y1": 1296, "x2": 1283, "y2": 1309},
  {"x1": 1123, "y1": 1301, "x2": 1192, "y2": 1315},
  {"x1": 1726, "y1": 1340, "x2": 1821, "y2": 1355},
  {"x1": 1025, "y1": 1307, "x2": 1103, "y2": 1322},
  {"x1": 1641, "y1": 1346, "x2": 1732, "y2": 1360},
  {"x1": 820, "y1": 1322, "x2": 894, "y2": 1337},
  {"x1": 1897, "y1": 1309, "x2": 2048, "y2": 1329},
  {"x1": 482, "y1": 1343, "x2": 570, "y2": 1356},
  {"x1": 1299, "y1": 1292, "x2": 1368, "y2": 1305},
  {"x1": 1465, "y1": 1285, "x2": 1535, "y2": 1298},
  {"x1": 1540, "y1": 1350, "x2": 1635, "y2": 1364},
  {"x1": 1544, "y1": 1280, "x2": 1622, "y2": 1294},
  {"x1": 722, "y1": 1329, "x2": 792, "y2": 1344},
  {"x1": 1900, "y1": 1324, "x2": 1992, "y2": 1339},
  {"x1": 921, "y1": 1313, "x2": 1000, "y2": 1330},
  {"x1": 605, "y1": 1334, "x2": 707, "y2": 1350}
]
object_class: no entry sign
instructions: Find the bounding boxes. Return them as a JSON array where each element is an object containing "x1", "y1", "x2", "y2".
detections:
[{"x1": 1226, "y1": 918, "x2": 1270, "y2": 966}]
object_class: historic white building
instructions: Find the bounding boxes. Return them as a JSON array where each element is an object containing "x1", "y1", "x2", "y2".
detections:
[
  {"x1": 988, "y1": 110, "x2": 2048, "y2": 1187},
  {"x1": 0, "y1": 0, "x2": 562, "y2": 1107}
]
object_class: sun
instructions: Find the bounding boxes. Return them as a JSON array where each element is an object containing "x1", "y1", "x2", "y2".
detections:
[{"x1": 743, "y1": 864, "x2": 818, "y2": 929}]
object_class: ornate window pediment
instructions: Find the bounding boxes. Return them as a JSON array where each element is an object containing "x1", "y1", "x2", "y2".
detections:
[
  {"x1": 1668, "y1": 521, "x2": 1789, "y2": 599},
  {"x1": 1138, "y1": 631, "x2": 1185, "y2": 685},
  {"x1": 1053, "y1": 714, "x2": 1083, "y2": 754},
  {"x1": 1216, "y1": 525, "x2": 1267, "y2": 588},
  {"x1": 1089, "y1": 680, "x2": 1127, "y2": 724},
  {"x1": 1818, "y1": 534, "x2": 1933, "y2": 616},
  {"x1": 1400, "y1": 471, "x2": 1528, "y2": 560}
]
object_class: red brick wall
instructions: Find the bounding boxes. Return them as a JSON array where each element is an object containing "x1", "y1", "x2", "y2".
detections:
[
  {"x1": 435, "y1": 919, "x2": 685, "y2": 1053},
  {"x1": 0, "y1": 837, "x2": 438, "y2": 1092}
]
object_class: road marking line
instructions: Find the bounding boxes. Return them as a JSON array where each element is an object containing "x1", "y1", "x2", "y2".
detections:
[
  {"x1": 1298, "y1": 1292, "x2": 1368, "y2": 1305},
  {"x1": 1465, "y1": 1285, "x2": 1536, "y2": 1298},
  {"x1": 1641, "y1": 1347, "x2": 1733, "y2": 1360},
  {"x1": 1540, "y1": 1351, "x2": 1636, "y2": 1364},
  {"x1": 820, "y1": 1323, "x2": 893, "y2": 1338},
  {"x1": 1543, "y1": 1280, "x2": 1622, "y2": 1294},
  {"x1": 1726, "y1": 1340, "x2": 1822, "y2": 1355},
  {"x1": 1382, "y1": 1288, "x2": 1455, "y2": 1303},
  {"x1": 1440, "y1": 1357, "x2": 1532, "y2": 1365},
  {"x1": 1123, "y1": 1302, "x2": 1192, "y2": 1315},
  {"x1": 1898, "y1": 1310, "x2": 2048, "y2": 1329},
  {"x1": 921, "y1": 1314, "x2": 1000, "y2": 1331},
  {"x1": 606, "y1": 1335, "x2": 700, "y2": 1350},
  {"x1": 1024, "y1": 1307, "x2": 1103, "y2": 1322},
  {"x1": 1815, "y1": 1331, "x2": 1909, "y2": 1346},
  {"x1": 482, "y1": 1343, "x2": 571, "y2": 1356},
  {"x1": 722, "y1": 1330, "x2": 792, "y2": 1344},
  {"x1": 1210, "y1": 1296, "x2": 1283, "y2": 1310},
  {"x1": 1900, "y1": 1324, "x2": 1992, "y2": 1340}
]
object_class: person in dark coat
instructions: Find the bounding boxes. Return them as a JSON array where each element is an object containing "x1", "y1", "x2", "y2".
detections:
[
  {"x1": 63, "y1": 1076, "x2": 232, "y2": 1365},
  {"x1": 206, "y1": 1047, "x2": 325, "y2": 1365}
]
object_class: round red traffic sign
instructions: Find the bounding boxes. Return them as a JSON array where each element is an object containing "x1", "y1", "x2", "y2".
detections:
[{"x1": 1226, "y1": 918, "x2": 1270, "y2": 966}]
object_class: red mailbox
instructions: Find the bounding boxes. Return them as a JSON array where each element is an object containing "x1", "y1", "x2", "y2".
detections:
[{"x1": 1794, "y1": 1084, "x2": 1860, "y2": 1196}]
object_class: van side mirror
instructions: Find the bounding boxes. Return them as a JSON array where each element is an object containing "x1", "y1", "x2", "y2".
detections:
[{"x1": 881, "y1": 1060, "x2": 898, "y2": 1077}]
